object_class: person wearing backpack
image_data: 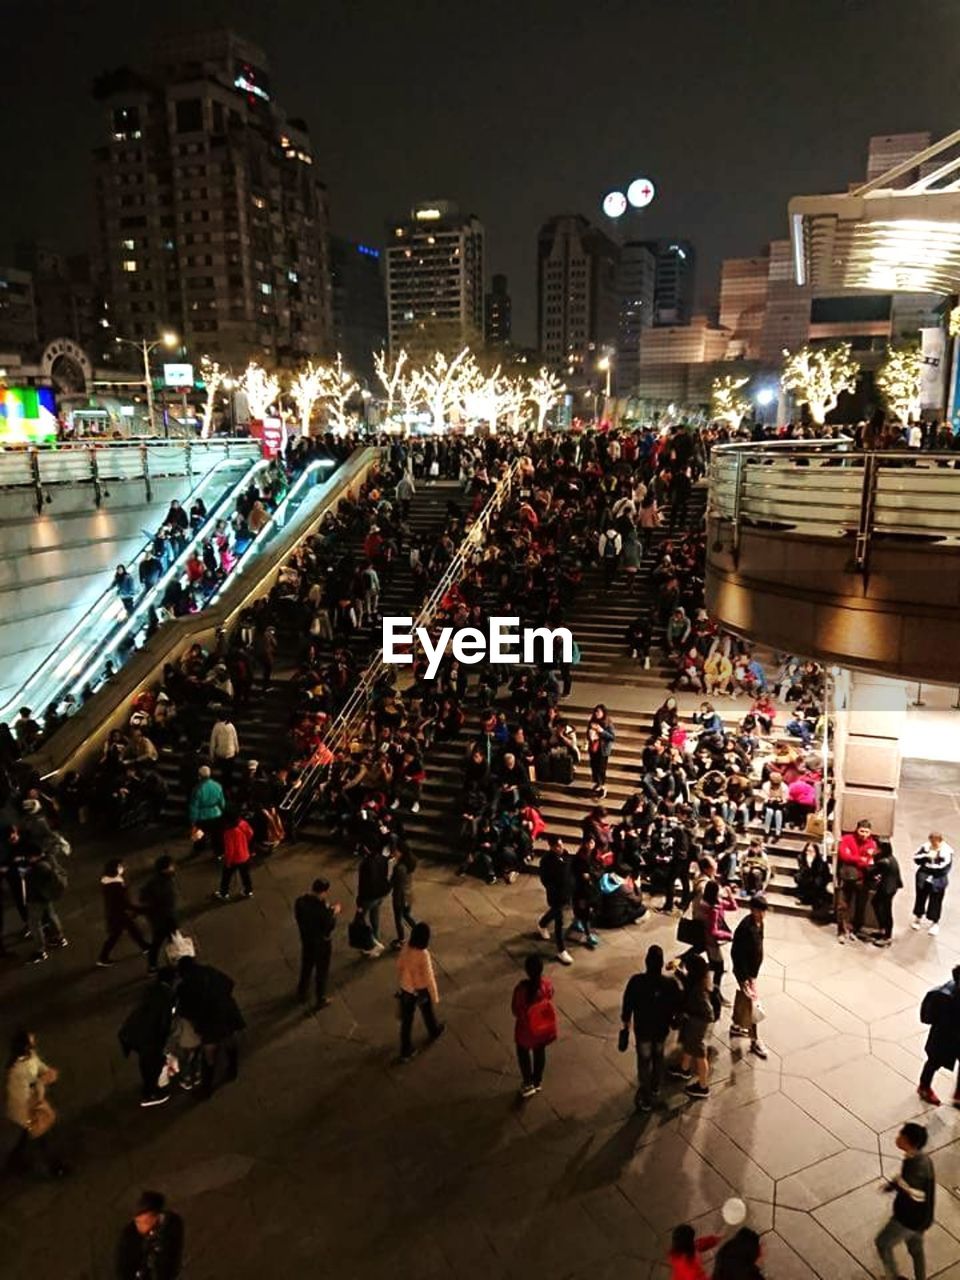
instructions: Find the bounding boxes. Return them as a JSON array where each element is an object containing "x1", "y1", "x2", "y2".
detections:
[
  {"x1": 23, "y1": 846, "x2": 68, "y2": 963},
  {"x1": 917, "y1": 965, "x2": 960, "y2": 1104},
  {"x1": 512, "y1": 954, "x2": 557, "y2": 1099}
]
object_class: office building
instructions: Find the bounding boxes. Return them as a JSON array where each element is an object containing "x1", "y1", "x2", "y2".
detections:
[
  {"x1": 14, "y1": 244, "x2": 103, "y2": 359},
  {"x1": 616, "y1": 241, "x2": 657, "y2": 392},
  {"x1": 384, "y1": 201, "x2": 484, "y2": 360},
  {"x1": 537, "y1": 214, "x2": 619, "y2": 378},
  {"x1": 718, "y1": 255, "x2": 769, "y2": 359},
  {"x1": 0, "y1": 268, "x2": 38, "y2": 353},
  {"x1": 92, "y1": 29, "x2": 332, "y2": 370},
  {"x1": 484, "y1": 273, "x2": 512, "y2": 347},
  {"x1": 330, "y1": 236, "x2": 387, "y2": 384},
  {"x1": 636, "y1": 239, "x2": 696, "y2": 326}
]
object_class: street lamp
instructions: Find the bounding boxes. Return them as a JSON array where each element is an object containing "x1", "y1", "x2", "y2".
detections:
[
  {"x1": 115, "y1": 330, "x2": 179, "y2": 435},
  {"x1": 597, "y1": 355, "x2": 612, "y2": 399}
]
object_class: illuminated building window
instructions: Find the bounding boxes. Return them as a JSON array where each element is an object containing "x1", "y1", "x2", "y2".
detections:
[{"x1": 121, "y1": 260, "x2": 138, "y2": 272}]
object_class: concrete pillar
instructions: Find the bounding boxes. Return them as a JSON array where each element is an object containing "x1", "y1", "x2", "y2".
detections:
[{"x1": 837, "y1": 672, "x2": 906, "y2": 838}]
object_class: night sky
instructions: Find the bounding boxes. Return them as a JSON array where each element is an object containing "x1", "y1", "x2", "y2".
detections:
[{"x1": 4, "y1": 0, "x2": 958, "y2": 344}]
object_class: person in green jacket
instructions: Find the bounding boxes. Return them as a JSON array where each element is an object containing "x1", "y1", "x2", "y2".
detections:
[{"x1": 188, "y1": 766, "x2": 225, "y2": 856}]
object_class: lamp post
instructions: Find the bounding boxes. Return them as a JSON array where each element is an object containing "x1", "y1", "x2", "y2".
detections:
[{"x1": 115, "y1": 331, "x2": 179, "y2": 435}]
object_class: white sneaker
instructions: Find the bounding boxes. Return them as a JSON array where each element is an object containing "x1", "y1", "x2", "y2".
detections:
[
  {"x1": 911, "y1": 917, "x2": 922, "y2": 930},
  {"x1": 410, "y1": 802, "x2": 420, "y2": 813},
  {"x1": 929, "y1": 923, "x2": 941, "y2": 936},
  {"x1": 556, "y1": 949, "x2": 574, "y2": 965},
  {"x1": 537, "y1": 925, "x2": 551, "y2": 941}
]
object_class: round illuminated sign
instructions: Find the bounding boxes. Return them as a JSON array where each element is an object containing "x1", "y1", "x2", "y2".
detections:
[
  {"x1": 602, "y1": 190, "x2": 627, "y2": 219},
  {"x1": 627, "y1": 177, "x2": 656, "y2": 209}
]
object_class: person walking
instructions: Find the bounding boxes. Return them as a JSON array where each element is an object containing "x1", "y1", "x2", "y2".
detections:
[
  {"x1": 115, "y1": 1190, "x2": 185, "y2": 1280},
  {"x1": 175, "y1": 955, "x2": 245, "y2": 1098},
  {"x1": 730, "y1": 896, "x2": 769, "y2": 1059},
  {"x1": 668, "y1": 953, "x2": 715, "y2": 1099},
  {"x1": 917, "y1": 964, "x2": 960, "y2": 1104},
  {"x1": 713, "y1": 1228, "x2": 764, "y2": 1280},
  {"x1": 871, "y1": 840, "x2": 903, "y2": 947},
  {"x1": 97, "y1": 859, "x2": 148, "y2": 967},
  {"x1": 209, "y1": 714, "x2": 240, "y2": 791},
  {"x1": 511, "y1": 954, "x2": 557, "y2": 1099},
  {"x1": 390, "y1": 847, "x2": 418, "y2": 949},
  {"x1": 620, "y1": 944, "x2": 682, "y2": 1112},
  {"x1": 396, "y1": 921, "x2": 444, "y2": 1064},
  {"x1": 188, "y1": 765, "x2": 226, "y2": 856},
  {"x1": 537, "y1": 834, "x2": 575, "y2": 966},
  {"x1": 5, "y1": 1028, "x2": 65, "y2": 1176},
  {"x1": 214, "y1": 812, "x2": 254, "y2": 901},
  {"x1": 294, "y1": 878, "x2": 339, "y2": 1009},
  {"x1": 667, "y1": 1224, "x2": 721, "y2": 1280},
  {"x1": 357, "y1": 844, "x2": 392, "y2": 955},
  {"x1": 875, "y1": 1122, "x2": 935, "y2": 1280},
  {"x1": 836, "y1": 819, "x2": 878, "y2": 943},
  {"x1": 586, "y1": 704, "x2": 616, "y2": 799},
  {"x1": 913, "y1": 831, "x2": 954, "y2": 936},
  {"x1": 140, "y1": 856, "x2": 179, "y2": 974},
  {"x1": 23, "y1": 847, "x2": 68, "y2": 963},
  {"x1": 117, "y1": 970, "x2": 177, "y2": 1108}
]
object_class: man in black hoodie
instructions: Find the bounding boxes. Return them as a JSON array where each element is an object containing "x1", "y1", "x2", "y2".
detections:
[
  {"x1": 294, "y1": 878, "x2": 340, "y2": 1008},
  {"x1": 537, "y1": 835, "x2": 574, "y2": 966},
  {"x1": 116, "y1": 1190, "x2": 184, "y2": 1279},
  {"x1": 620, "y1": 944, "x2": 682, "y2": 1111},
  {"x1": 731, "y1": 895, "x2": 768, "y2": 1059}
]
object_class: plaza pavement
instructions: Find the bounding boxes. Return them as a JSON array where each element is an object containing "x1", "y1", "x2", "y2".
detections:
[{"x1": 3, "y1": 687, "x2": 960, "y2": 1278}]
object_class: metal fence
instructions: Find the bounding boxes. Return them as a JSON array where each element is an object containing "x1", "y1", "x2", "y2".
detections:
[
  {"x1": 708, "y1": 440, "x2": 960, "y2": 570},
  {"x1": 280, "y1": 457, "x2": 525, "y2": 832}
]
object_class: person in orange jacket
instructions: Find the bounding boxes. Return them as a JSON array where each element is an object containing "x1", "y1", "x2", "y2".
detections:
[{"x1": 836, "y1": 818, "x2": 878, "y2": 943}]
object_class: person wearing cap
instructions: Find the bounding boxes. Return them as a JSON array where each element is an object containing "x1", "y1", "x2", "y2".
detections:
[
  {"x1": 188, "y1": 765, "x2": 225, "y2": 856},
  {"x1": 115, "y1": 1189, "x2": 184, "y2": 1279},
  {"x1": 837, "y1": 819, "x2": 879, "y2": 943},
  {"x1": 730, "y1": 896, "x2": 768, "y2": 1059}
]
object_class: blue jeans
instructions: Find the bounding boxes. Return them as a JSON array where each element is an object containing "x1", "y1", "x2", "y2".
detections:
[{"x1": 763, "y1": 805, "x2": 783, "y2": 836}]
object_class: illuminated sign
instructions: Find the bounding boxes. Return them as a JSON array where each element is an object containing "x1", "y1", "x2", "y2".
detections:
[
  {"x1": 602, "y1": 191, "x2": 627, "y2": 219},
  {"x1": 414, "y1": 208, "x2": 442, "y2": 221},
  {"x1": 163, "y1": 363, "x2": 194, "y2": 388},
  {"x1": 357, "y1": 244, "x2": 380, "y2": 259},
  {"x1": 233, "y1": 65, "x2": 270, "y2": 102},
  {"x1": 0, "y1": 386, "x2": 57, "y2": 443},
  {"x1": 627, "y1": 177, "x2": 656, "y2": 209}
]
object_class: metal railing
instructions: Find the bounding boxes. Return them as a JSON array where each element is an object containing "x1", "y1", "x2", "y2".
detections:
[
  {"x1": 0, "y1": 439, "x2": 261, "y2": 512},
  {"x1": 280, "y1": 457, "x2": 525, "y2": 832},
  {"x1": 708, "y1": 440, "x2": 960, "y2": 571}
]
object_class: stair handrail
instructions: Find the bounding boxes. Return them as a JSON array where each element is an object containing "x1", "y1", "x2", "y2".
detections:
[{"x1": 280, "y1": 455, "x2": 526, "y2": 831}]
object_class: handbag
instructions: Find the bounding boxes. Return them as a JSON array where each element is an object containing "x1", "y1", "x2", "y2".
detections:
[
  {"x1": 677, "y1": 915, "x2": 706, "y2": 949},
  {"x1": 28, "y1": 1098, "x2": 56, "y2": 1139},
  {"x1": 804, "y1": 813, "x2": 825, "y2": 838},
  {"x1": 348, "y1": 911, "x2": 375, "y2": 952}
]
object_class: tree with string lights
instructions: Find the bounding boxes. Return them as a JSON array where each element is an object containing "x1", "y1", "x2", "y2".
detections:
[
  {"x1": 418, "y1": 348, "x2": 475, "y2": 431},
  {"x1": 876, "y1": 344, "x2": 923, "y2": 423},
  {"x1": 524, "y1": 367, "x2": 566, "y2": 432},
  {"x1": 318, "y1": 353, "x2": 359, "y2": 433},
  {"x1": 198, "y1": 355, "x2": 227, "y2": 440},
  {"x1": 710, "y1": 374, "x2": 751, "y2": 430},
  {"x1": 289, "y1": 361, "x2": 326, "y2": 436},
  {"x1": 238, "y1": 362, "x2": 281, "y2": 421},
  {"x1": 373, "y1": 348, "x2": 409, "y2": 421},
  {"x1": 781, "y1": 343, "x2": 859, "y2": 425}
]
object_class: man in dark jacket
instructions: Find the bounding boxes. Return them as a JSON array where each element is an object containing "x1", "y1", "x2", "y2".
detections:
[
  {"x1": 875, "y1": 1122, "x2": 935, "y2": 1280},
  {"x1": 730, "y1": 895, "x2": 768, "y2": 1059},
  {"x1": 357, "y1": 846, "x2": 391, "y2": 950},
  {"x1": 294, "y1": 878, "x2": 340, "y2": 1009},
  {"x1": 24, "y1": 845, "x2": 68, "y2": 963},
  {"x1": 98, "y1": 859, "x2": 148, "y2": 967},
  {"x1": 116, "y1": 1189, "x2": 184, "y2": 1280},
  {"x1": 620, "y1": 944, "x2": 682, "y2": 1111},
  {"x1": 918, "y1": 965, "x2": 960, "y2": 1104},
  {"x1": 538, "y1": 835, "x2": 574, "y2": 965},
  {"x1": 176, "y1": 956, "x2": 245, "y2": 1098},
  {"x1": 118, "y1": 971, "x2": 176, "y2": 1106},
  {"x1": 140, "y1": 856, "x2": 179, "y2": 973}
]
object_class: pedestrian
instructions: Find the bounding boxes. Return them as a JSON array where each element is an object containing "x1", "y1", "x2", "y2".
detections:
[
  {"x1": 875, "y1": 1122, "x2": 934, "y2": 1280},
  {"x1": 712, "y1": 1228, "x2": 764, "y2": 1280},
  {"x1": 23, "y1": 846, "x2": 69, "y2": 963},
  {"x1": 667, "y1": 1223, "x2": 721, "y2": 1280},
  {"x1": 730, "y1": 895, "x2": 769, "y2": 1059},
  {"x1": 357, "y1": 844, "x2": 392, "y2": 955},
  {"x1": 188, "y1": 765, "x2": 225, "y2": 856},
  {"x1": 114, "y1": 563, "x2": 136, "y2": 615},
  {"x1": 620, "y1": 944, "x2": 683, "y2": 1112},
  {"x1": 117, "y1": 970, "x2": 176, "y2": 1108},
  {"x1": 140, "y1": 855, "x2": 179, "y2": 974},
  {"x1": 396, "y1": 921, "x2": 444, "y2": 1064},
  {"x1": 669, "y1": 953, "x2": 715, "y2": 1099},
  {"x1": 917, "y1": 964, "x2": 960, "y2": 1105},
  {"x1": 537, "y1": 834, "x2": 575, "y2": 966},
  {"x1": 512, "y1": 953, "x2": 557, "y2": 1099},
  {"x1": 913, "y1": 830, "x2": 954, "y2": 936},
  {"x1": 209, "y1": 713, "x2": 240, "y2": 791},
  {"x1": 871, "y1": 839, "x2": 903, "y2": 947},
  {"x1": 5, "y1": 1027, "x2": 65, "y2": 1177},
  {"x1": 115, "y1": 1190, "x2": 184, "y2": 1280},
  {"x1": 294, "y1": 878, "x2": 339, "y2": 1009},
  {"x1": 175, "y1": 955, "x2": 245, "y2": 1098},
  {"x1": 390, "y1": 847, "x2": 417, "y2": 949},
  {"x1": 214, "y1": 812, "x2": 254, "y2": 901},
  {"x1": 97, "y1": 859, "x2": 148, "y2": 967},
  {"x1": 836, "y1": 818, "x2": 878, "y2": 943},
  {"x1": 586, "y1": 704, "x2": 616, "y2": 799}
]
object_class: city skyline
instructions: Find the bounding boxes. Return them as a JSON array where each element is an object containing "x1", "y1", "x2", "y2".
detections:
[{"x1": 2, "y1": 0, "x2": 959, "y2": 347}]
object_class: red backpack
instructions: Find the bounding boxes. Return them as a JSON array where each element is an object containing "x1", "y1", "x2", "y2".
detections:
[{"x1": 527, "y1": 993, "x2": 558, "y2": 1046}]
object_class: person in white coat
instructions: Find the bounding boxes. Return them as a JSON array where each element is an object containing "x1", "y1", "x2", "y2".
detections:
[
  {"x1": 209, "y1": 715, "x2": 240, "y2": 790},
  {"x1": 913, "y1": 832, "x2": 955, "y2": 936}
]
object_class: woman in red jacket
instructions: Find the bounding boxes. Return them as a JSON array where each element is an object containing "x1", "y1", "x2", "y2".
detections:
[
  {"x1": 215, "y1": 813, "x2": 254, "y2": 901},
  {"x1": 512, "y1": 954, "x2": 558, "y2": 1099}
]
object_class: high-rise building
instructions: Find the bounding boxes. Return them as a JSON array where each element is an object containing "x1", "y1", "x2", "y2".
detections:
[
  {"x1": 616, "y1": 241, "x2": 657, "y2": 392},
  {"x1": 92, "y1": 30, "x2": 332, "y2": 370},
  {"x1": 537, "y1": 214, "x2": 619, "y2": 378},
  {"x1": 645, "y1": 240, "x2": 696, "y2": 326},
  {"x1": 14, "y1": 244, "x2": 103, "y2": 359},
  {"x1": 719, "y1": 255, "x2": 769, "y2": 359},
  {"x1": 484, "y1": 273, "x2": 512, "y2": 347},
  {"x1": 0, "y1": 268, "x2": 37, "y2": 352},
  {"x1": 384, "y1": 201, "x2": 484, "y2": 360},
  {"x1": 329, "y1": 236, "x2": 387, "y2": 384}
]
